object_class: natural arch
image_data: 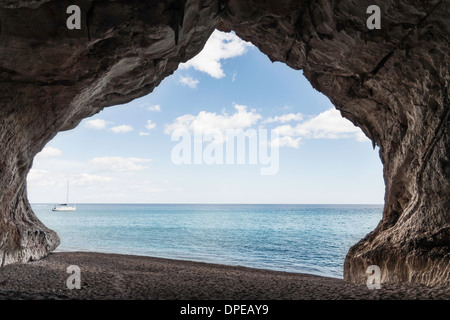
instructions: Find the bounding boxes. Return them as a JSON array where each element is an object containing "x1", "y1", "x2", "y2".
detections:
[{"x1": 0, "y1": 0, "x2": 448, "y2": 285}]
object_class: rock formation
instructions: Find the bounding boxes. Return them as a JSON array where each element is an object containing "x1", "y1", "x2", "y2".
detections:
[{"x1": 0, "y1": 0, "x2": 448, "y2": 285}]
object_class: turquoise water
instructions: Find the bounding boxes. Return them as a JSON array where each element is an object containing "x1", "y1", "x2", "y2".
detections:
[{"x1": 32, "y1": 204, "x2": 382, "y2": 278}]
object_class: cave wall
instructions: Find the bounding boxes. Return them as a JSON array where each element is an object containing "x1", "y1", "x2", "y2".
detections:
[
  {"x1": 0, "y1": 0, "x2": 222, "y2": 265},
  {"x1": 0, "y1": 0, "x2": 448, "y2": 285},
  {"x1": 218, "y1": 0, "x2": 450, "y2": 285}
]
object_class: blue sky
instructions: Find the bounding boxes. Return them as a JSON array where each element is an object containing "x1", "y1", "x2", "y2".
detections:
[{"x1": 27, "y1": 31, "x2": 385, "y2": 204}]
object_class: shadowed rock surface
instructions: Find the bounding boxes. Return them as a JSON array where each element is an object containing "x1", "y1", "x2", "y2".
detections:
[{"x1": 0, "y1": 0, "x2": 448, "y2": 285}]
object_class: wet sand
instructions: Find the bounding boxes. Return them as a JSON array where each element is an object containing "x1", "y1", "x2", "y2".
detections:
[{"x1": 0, "y1": 251, "x2": 448, "y2": 300}]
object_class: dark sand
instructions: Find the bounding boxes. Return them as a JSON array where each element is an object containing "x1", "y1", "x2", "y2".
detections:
[{"x1": 0, "y1": 252, "x2": 448, "y2": 300}]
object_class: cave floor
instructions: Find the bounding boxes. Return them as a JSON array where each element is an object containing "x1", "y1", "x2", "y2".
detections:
[{"x1": 0, "y1": 251, "x2": 448, "y2": 300}]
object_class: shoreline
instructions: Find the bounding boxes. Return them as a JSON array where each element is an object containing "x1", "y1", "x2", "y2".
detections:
[
  {"x1": 0, "y1": 251, "x2": 448, "y2": 300},
  {"x1": 51, "y1": 248, "x2": 343, "y2": 280}
]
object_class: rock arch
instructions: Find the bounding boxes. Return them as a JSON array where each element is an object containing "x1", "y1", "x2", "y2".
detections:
[{"x1": 0, "y1": 0, "x2": 448, "y2": 285}]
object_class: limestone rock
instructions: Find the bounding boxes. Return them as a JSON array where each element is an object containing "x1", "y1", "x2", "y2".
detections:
[{"x1": 0, "y1": 0, "x2": 448, "y2": 285}]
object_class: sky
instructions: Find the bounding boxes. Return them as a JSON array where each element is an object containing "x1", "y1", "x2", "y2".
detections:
[{"x1": 27, "y1": 30, "x2": 385, "y2": 204}]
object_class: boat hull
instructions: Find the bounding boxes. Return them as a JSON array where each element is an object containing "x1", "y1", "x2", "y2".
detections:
[{"x1": 52, "y1": 206, "x2": 76, "y2": 212}]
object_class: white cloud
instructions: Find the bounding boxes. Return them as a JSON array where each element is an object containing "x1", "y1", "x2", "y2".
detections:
[
  {"x1": 179, "y1": 30, "x2": 253, "y2": 79},
  {"x1": 36, "y1": 147, "x2": 62, "y2": 158},
  {"x1": 148, "y1": 104, "x2": 161, "y2": 112},
  {"x1": 295, "y1": 108, "x2": 365, "y2": 139},
  {"x1": 263, "y1": 113, "x2": 303, "y2": 124},
  {"x1": 89, "y1": 157, "x2": 153, "y2": 172},
  {"x1": 27, "y1": 169, "x2": 67, "y2": 188},
  {"x1": 145, "y1": 120, "x2": 156, "y2": 131},
  {"x1": 27, "y1": 169, "x2": 48, "y2": 181},
  {"x1": 27, "y1": 155, "x2": 162, "y2": 203},
  {"x1": 179, "y1": 75, "x2": 199, "y2": 88},
  {"x1": 85, "y1": 119, "x2": 110, "y2": 130},
  {"x1": 139, "y1": 132, "x2": 150, "y2": 136},
  {"x1": 165, "y1": 104, "x2": 261, "y2": 136},
  {"x1": 271, "y1": 136, "x2": 302, "y2": 148},
  {"x1": 272, "y1": 108, "x2": 369, "y2": 145},
  {"x1": 110, "y1": 125, "x2": 133, "y2": 133},
  {"x1": 72, "y1": 173, "x2": 113, "y2": 187},
  {"x1": 85, "y1": 119, "x2": 137, "y2": 135},
  {"x1": 27, "y1": 168, "x2": 114, "y2": 190},
  {"x1": 355, "y1": 132, "x2": 369, "y2": 142}
]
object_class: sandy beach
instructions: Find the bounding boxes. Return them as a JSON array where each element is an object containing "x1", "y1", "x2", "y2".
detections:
[{"x1": 0, "y1": 251, "x2": 448, "y2": 300}]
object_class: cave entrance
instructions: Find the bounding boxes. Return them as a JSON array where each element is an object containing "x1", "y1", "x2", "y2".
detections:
[
  {"x1": 0, "y1": 0, "x2": 446, "y2": 286},
  {"x1": 28, "y1": 30, "x2": 384, "y2": 279}
]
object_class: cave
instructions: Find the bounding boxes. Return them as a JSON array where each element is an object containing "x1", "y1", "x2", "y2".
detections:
[{"x1": 0, "y1": 0, "x2": 448, "y2": 286}]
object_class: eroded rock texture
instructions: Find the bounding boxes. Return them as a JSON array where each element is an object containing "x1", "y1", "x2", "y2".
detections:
[{"x1": 0, "y1": 0, "x2": 448, "y2": 285}]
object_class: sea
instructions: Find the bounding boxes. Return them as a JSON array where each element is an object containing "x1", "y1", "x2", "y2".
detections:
[{"x1": 32, "y1": 204, "x2": 382, "y2": 279}]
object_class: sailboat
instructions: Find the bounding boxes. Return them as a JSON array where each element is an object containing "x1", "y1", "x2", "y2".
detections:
[{"x1": 52, "y1": 180, "x2": 76, "y2": 212}]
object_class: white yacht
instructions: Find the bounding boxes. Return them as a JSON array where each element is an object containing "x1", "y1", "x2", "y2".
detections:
[
  {"x1": 52, "y1": 203, "x2": 76, "y2": 212},
  {"x1": 52, "y1": 180, "x2": 76, "y2": 212}
]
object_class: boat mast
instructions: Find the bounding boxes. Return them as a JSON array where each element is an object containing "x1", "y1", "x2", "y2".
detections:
[{"x1": 66, "y1": 180, "x2": 69, "y2": 204}]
